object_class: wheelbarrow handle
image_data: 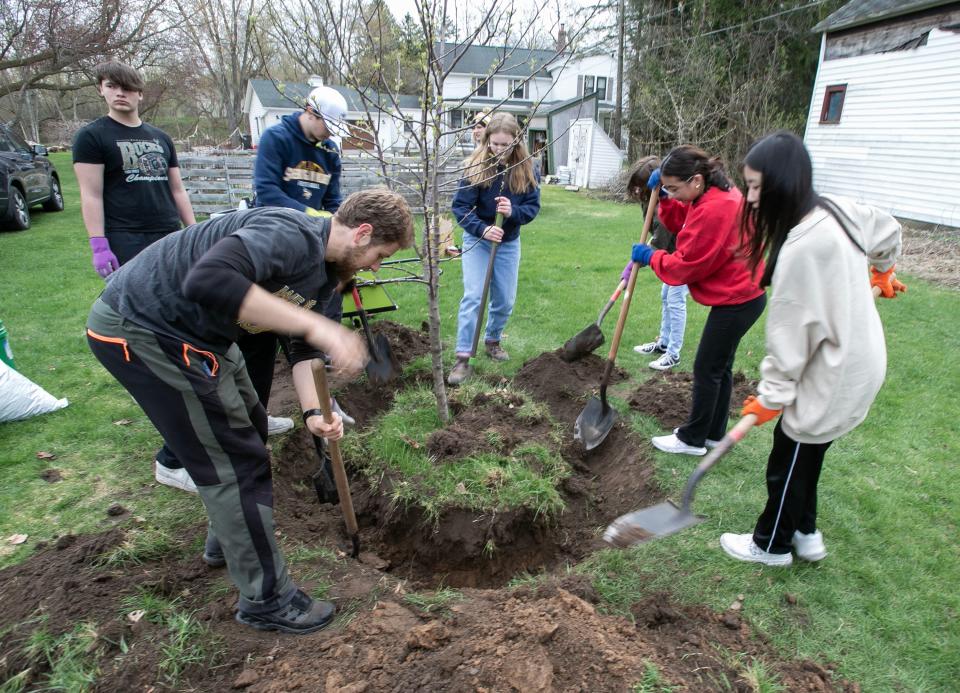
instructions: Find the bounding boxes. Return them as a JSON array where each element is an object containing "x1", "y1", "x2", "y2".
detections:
[{"x1": 678, "y1": 413, "x2": 758, "y2": 512}]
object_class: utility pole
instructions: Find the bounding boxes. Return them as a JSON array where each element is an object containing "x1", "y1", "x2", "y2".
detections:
[{"x1": 611, "y1": 0, "x2": 625, "y2": 149}]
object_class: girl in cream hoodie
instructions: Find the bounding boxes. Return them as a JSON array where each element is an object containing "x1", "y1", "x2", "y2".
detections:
[{"x1": 719, "y1": 131, "x2": 905, "y2": 567}]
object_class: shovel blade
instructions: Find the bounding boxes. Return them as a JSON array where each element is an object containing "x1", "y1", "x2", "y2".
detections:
[
  {"x1": 603, "y1": 502, "x2": 704, "y2": 548},
  {"x1": 574, "y1": 395, "x2": 618, "y2": 451},
  {"x1": 365, "y1": 333, "x2": 399, "y2": 385},
  {"x1": 561, "y1": 324, "x2": 604, "y2": 362}
]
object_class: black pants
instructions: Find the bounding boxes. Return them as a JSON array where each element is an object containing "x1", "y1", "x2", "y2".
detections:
[
  {"x1": 753, "y1": 420, "x2": 832, "y2": 554},
  {"x1": 677, "y1": 293, "x2": 766, "y2": 446},
  {"x1": 107, "y1": 230, "x2": 176, "y2": 265},
  {"x1": 86, "y1": 300, "x2": 294, "y2": 613}
]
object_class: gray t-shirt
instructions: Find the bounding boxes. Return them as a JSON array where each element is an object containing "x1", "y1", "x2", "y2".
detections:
[{"x1": 101, "y1": 207, "x2": 337, "y2": 356}]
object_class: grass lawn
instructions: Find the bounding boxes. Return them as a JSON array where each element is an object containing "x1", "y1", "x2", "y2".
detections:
[{"x1": 1, "y1": 152, "x2": 958, "y2": 691}]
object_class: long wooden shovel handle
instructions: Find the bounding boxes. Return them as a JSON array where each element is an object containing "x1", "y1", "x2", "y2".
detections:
[
  {"x1": 310, "y1": 360, "x2": 359, "y2": 541},
  {"x1": 468, "y1": 212, "x2": 505, "y2": 360},
  {"x1": 603, "y1": 192, "x2": 661, "y2": 366},
  {"x1": 678, "y1": 413, "x2": 758, "y2": 512}
]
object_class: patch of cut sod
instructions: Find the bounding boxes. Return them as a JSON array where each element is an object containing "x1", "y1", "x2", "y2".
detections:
[{"x1": 344, "y1": 380, "x2": 570, "y2": 524}]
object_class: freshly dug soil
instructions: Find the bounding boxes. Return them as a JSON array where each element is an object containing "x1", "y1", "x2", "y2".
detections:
[
  {"x1": 627, "y1": 370, "x2": 757, "y2": 430},
  {"x1": 0, "y1": 325, "x2": 854, "y2": 691}
]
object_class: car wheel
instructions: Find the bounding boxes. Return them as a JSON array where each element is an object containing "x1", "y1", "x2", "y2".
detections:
[
  {"x1": 42, "y1": 177, "x2": 64, "y2": 212},
  {"x1": 3, "y1": 187, "x2": 30, "y2": 230}
]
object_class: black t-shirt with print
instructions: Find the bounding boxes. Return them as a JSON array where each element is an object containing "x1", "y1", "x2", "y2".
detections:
[{"x1": 72, "y1": 116, "x2": 181, "y2": 234}]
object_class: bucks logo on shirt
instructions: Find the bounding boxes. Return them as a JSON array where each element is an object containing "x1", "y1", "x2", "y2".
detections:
[{"x1": 118, "y1": 139, "x2": 170, "y2": 183}]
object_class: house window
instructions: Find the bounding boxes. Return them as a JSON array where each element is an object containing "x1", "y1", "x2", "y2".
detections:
[
  {"x1": 820, "y1": 84, "x2": 846, "y2": 124},
  {"x1": 583, "y1": 75, "x2": 595, "y2": 95},
  {"x1": 510, "y1": 79, "x2": 527, "y2": 99},
  {"x1": 597, "y1": 77, "x2": 607, "y2": 100},
  {"x1": 472, "y1": 77, "x2": 489, "y2": 97},
  {"x1": 450, "y1": 110, "x2": 463, "y2": 129}
]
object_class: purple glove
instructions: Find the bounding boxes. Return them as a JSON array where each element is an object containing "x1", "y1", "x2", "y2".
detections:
[
  {"x1": 620, "y1": 261, "x2": 633, "y2": 283},
  {"x1": 90, "y1": 237, "x2": 120, "y2": 278},
  {"x1": 631, "y1": 243, "x2": 655, "y2": 267}
]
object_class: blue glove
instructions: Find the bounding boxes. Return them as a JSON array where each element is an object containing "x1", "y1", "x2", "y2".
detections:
[
  {"x1": 631, "y1": 243, "x2": 655, "y2": 267},
  {"x1": 646, "y1": 168, "x2": 661, "y2": 190}
]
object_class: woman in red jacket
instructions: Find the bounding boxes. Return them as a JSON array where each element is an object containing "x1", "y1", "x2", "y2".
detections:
[{"x1": 629, "y1": 145, "x2": 765, "y2": 455}]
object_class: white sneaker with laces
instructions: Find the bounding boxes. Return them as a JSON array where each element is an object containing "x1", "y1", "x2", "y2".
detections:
[
  {"x1": 267, "y1": 415, "x2": 294, "y2": 436},
  {"x1": 720, "y1": 533, "x2": 793, "y2": 566},
  {"x1": 633, "y1": 339, "x2": 666, "y2": 355},
  {"x1": 652, "y1": 433, "x2": 706, "y2": 456},
  {"x1": 155, "y1": 460, "x2": 198, "y2": 494},
  {"x1": 792, "y1": 530, "x2": 827, "y2": 561},
  {"x1": 649, "y1": 353, "x2": 680, "y2": 371}
]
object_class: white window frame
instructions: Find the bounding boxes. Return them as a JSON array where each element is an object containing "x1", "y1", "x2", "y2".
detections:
[
  {"x1": 472, "y1": 77, "x2": 489, "y2": 97},
  {"x1": 509, "y1": 78, "x2": 527, "y2": 99}
]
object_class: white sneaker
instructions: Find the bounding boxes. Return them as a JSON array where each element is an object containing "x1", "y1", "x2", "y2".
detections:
[
  {"x1": 649, "y1": 353, "x2": 680, "y2": 371},
  {"x1": 267, "y1": 416, "x2": 294, "y2": 436},
  {"x1": 720, "y1": 533, "x2": 793, "y2": 567},
  {"x1": 792, "y1": 530, "x2": 827, "y2": 561},
  {"x1": 633, "y1": 339, "x2": 666, "y2": 355},
  {"x1": 652, "y1": 433, "x2": 706, "y2": 456},
  {"x1": 154, "y1": 461, "x2": 198, "y2": 494}
]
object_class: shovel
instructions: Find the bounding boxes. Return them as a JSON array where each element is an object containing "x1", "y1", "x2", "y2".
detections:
[
  {"x1": 603, "y1": 414, "x2": 758, "y2": 547},
  {"x1": 311, "y1": 359, "x2": 360, "y2": 558},
  {"x1": 350, "y1": 283, "x2": 399, "y2": 385},
  {"x1": 573, "y1": 191, "x2": 660, "y2": 450},
  {"x1": 560, "y1": 279, "x2": 625, "y2": 361},
  {"x1": 460, "y1": 212, "x2": 504, "y2": 380}
]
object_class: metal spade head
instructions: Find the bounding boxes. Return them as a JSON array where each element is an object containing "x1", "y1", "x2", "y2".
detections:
[
  {"x1": 602, "y1": 502, "x2": 704, "y2": 548},
  {"x1": 365, "y1": 333, "x2": 399, "y2": 385},
  {"x1": 561, "y1": 323, "x2": 605, "y2": 362},
  {"x1": 574, "y1": 395, "x2": 618, "y2": 451}
]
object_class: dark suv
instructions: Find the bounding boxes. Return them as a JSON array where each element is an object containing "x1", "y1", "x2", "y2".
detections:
[{"x1": 0, "y1": 125, "x2": 64, "y2": 230}]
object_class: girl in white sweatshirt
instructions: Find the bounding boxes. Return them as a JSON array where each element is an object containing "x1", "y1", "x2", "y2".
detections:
[{"x1": 719, "y1": 131, "x2": 905, "y2": 566}]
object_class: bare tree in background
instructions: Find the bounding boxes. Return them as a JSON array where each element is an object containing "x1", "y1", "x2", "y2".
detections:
[
  {"x1": 0, "y1": 0, "x2": 166, "y2": 137},
  {"x1": 166, "y1": 0, "x2": 265, "y2": 143}
]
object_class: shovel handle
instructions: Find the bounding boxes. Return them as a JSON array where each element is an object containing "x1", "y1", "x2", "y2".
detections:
[
  {"x1": 638, "y1": 185, "x2": 660, "y2": 245},
  {"x1": 310, "y1": 360, "x2": 360, "y2": 543},
  {"x1": 678, "y1": 413, "x2": 758, "y2": 512},
  {"x1": 468, "y1": 212, "x2": 504, "y2": 360}
]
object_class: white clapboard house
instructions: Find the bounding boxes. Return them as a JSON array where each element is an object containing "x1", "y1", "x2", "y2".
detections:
[{"x1": 805, "y1": 0, "x2": 960, "y2": 227}]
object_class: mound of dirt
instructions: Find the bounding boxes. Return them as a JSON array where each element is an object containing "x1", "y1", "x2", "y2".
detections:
[
  {"x1": 0, "y1": 324, "x2": 855, "y2": 691},
  {"x1": 627, "y1": 370, "x2": 757, "y2": 430}
]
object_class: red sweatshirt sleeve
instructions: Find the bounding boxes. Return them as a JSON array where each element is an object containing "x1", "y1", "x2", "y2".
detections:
[{"x1": 657, "y1": 197, "x2": 689, "y2": 234}]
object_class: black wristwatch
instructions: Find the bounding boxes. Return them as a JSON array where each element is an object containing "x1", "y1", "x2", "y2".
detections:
[{"x1": 302, "y1": 408, "x2": 325, "y2": 424}]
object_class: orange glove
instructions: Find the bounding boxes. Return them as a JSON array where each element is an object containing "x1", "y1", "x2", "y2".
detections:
[
  {"x1": 871, "y1": 266, "x2": 907, "y2": 298},
  {"x1": 741, "y1": 395, "x2": 781, "y2": 425}
]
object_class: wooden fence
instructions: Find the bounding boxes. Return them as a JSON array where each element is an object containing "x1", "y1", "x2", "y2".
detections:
[{"x1": 179, "y1": 152, "x2": 460, "y2": 215}]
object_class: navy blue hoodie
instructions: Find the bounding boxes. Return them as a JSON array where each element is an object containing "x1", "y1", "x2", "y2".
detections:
[
  {"x1": 253, "y1": 113, "x2": 342, "y2": 213},
  {"x1": 451, "y1": 166, "x2": 540, "y2": 243}
]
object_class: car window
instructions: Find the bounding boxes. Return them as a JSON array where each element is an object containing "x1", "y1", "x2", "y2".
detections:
[{"x1": 5, "y1": 129, "x2": 30, "y2": 153}]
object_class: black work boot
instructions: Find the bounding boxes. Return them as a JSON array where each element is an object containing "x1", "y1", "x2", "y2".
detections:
[
  {"x1": 235, "y1": 589, "x2": 336, "y2": 635},
  {"x1": 202, "y1": 531, "x2": 226, "y2": 568}
]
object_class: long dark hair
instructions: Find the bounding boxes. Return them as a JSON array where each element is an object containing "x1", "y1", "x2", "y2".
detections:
[
  {"x1": 660, "y1": 145, "x2": 731, "y2": 192},
  {"x1": 740, "y1": 131, "x2": 817, "y2": 288}
]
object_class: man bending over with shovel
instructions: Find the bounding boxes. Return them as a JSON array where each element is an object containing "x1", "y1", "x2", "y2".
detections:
[{"x1": 86, "y1": 189, "x2": 414, "y2": 634}]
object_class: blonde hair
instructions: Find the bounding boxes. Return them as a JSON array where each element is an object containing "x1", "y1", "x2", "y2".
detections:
[
  {"x1": 464, "y1": 113, "x2": 538, "y2": 194},
  {"x1": 335, "y1": 188, "x2": 415, "y2": 248}
]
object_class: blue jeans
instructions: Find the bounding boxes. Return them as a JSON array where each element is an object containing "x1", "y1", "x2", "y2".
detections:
[
  {"x1": 455, "y1": 235, "x2": 521, "y2": 355},
  {"x1": 658, "y1": 283, "x2": 689, "y2": 359}
]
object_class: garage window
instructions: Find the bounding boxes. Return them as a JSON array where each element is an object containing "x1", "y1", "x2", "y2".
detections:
[{"x1": 820, "y1": 85, "x2": 846, "y2": 124}]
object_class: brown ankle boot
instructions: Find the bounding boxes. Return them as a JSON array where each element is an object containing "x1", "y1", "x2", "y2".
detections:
[
  {"x1": 447, "y1": 357, "x2": 471, "y2": 385},
  {"x1": 484, "y1": 341, "x2": 509, "y2": 362}
]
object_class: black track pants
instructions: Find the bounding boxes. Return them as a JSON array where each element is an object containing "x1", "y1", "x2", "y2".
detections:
[
  {"x1": 86, "y1": 299, "x2": 295, "y2": 614},
  {"x1": 752, "y1": 420, "x2": 833, "y2": 554},
  {"x1": 677, "y1": 293, "x2": 766, "y2": 446}
]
